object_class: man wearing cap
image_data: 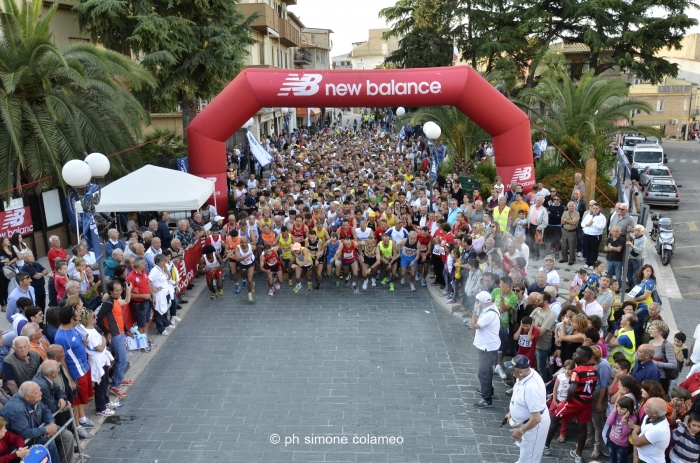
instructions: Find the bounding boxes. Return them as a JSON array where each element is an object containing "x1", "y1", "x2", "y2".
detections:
[
  {"x1": 471, "y1": 291, "x2": 501, "y2": 408},
  {"x1": 504, "y1": 355, "x2": 549, "y2": 463}
]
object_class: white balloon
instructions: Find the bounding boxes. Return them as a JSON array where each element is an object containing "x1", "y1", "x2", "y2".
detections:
[
  {"x1": 424, "y1": 121, "x2": 442, "y2": 140},
  {"x1": 396, "y1": 107, "x2": 405, "y2": 117}
]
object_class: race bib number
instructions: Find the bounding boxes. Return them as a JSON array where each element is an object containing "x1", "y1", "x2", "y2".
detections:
[{"x1": 627, "y1": 285, "x2": 643, "y2": 298}]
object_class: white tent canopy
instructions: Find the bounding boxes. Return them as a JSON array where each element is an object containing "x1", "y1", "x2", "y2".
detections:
[{"x1": 75, "y1": 165, "x2": 216, "y2": 213}]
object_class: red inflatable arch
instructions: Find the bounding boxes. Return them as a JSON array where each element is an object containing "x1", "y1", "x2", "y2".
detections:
[{"x1": 187, "y1": 66, "x2": 535, "y2": 217}]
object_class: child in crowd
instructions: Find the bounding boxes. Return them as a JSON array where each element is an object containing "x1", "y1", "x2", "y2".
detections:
[
  {"x1": 551, "y1": 309, "x2": 576, "y2": 367},
  {"x1": 514, "y1": 210, "x2": 528, "y2": 236},
  {"x1": 513, "y1": 316, "x2": 539, "y2": 367},
  {"x1": 674, "y1": 332, "x2": 689, "y2": 375},
  {"x1": 493, "y1": 176, "x2": 504, "y2": 196},
  {"x1": 571, "y1": 268, "x2": 588, "y2": 296},
  {"x1": 444, "y1": 245, "x2": 457, "y2": 304},
  {"x1": 0, "y1": 416, "x2": 29, "y2": 462},
  {"x1": 549, "y1": 360, "x2": 575, "y2": 443},
  {"x1": 476, "y1": 251, "x2": 488, "y2": 273},
  {"x1": 606, "y1": 396, "x2": 638, "y2": 463},
  {"x1": 669, "y1": 412, "x2": 700, "y2": 463},
  {"x1": 670, "y1": 387, "x2": 693, "y2": 423}
]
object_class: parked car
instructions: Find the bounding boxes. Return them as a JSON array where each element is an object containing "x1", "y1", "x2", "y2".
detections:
[
  {"x1": 640, "y1": 166, "x2": 672, "y2": 189},
  {"x1": 644, "y1": 178, "x2": 680, "y2": 209}
]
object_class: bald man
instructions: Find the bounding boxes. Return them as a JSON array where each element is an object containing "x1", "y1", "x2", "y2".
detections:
[{"x1": 631, "y1": 397, "x2": 671, "y2": 463}]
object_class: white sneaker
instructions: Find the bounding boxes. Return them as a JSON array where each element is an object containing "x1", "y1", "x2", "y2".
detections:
[
  {"x1": 495, "y1": 364, "x2": 508, "y2": 379},
  {"x1": 161, "y1": 330, "x2": 170, "y2": 336},
  {"x1": 400, "y1": 276, "x2": 406, "y2": 285},
  {"x1": 362, "y1": 279, "x2": 368, "y2": 290},
  {"x1": 371, "y1": 278, "x2": 376, "y2": 287},
  {"x1": 269, "y1": 289, "x2": 274, "y2": 296},
  {"x1": 410, "y1": 283, "x2": 416, "y2": 292},
  {"x1": 172, "y1": 316, "x2": 182, "y2": 323}
]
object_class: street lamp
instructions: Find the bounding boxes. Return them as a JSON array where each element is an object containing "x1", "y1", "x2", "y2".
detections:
[{"x1": 62, "y1": 153, "x2": 111, "y2": 292}]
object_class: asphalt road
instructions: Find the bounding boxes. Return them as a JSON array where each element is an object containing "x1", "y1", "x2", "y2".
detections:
[{"x1": 646, "y1": 141, "x2": 700, "y2": 299}]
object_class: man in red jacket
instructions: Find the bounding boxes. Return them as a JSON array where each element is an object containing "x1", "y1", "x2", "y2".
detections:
[{"x1": 46, "y1": 236, "x2": 68, "y2": 272}]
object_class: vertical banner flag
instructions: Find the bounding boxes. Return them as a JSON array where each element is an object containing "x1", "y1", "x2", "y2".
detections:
[
  {"x1": 65, "y1": 188, "x2": 80, "y2": 232},
  {"x1": 307, "y1": 108, "x2": 311, "y2": 127},
  {"x1": 453, "y1": 39, "x2": 459, "y2": 62},
  {"x1": 429, "y1": 146, "x2": 439, "y2": 183},
  {"x1": 246, "y1": 130, "x2": 274, "y2": 168},
  {"x1": 388, "y1": 108, "x2": 393, "y2": 124},
  {"x1": 81, "y1": 184, "x2": 102, "y2": 261},
  {"x1": 176, "y1": 156, "x2": 189, "y2": 173}
]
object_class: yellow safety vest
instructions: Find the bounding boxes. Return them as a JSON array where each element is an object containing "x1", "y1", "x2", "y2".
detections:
[
  {"x1": 493, "y1": 206, "x2": 511, "y2": 232},
  {"x1": 609, "y1": 327, "x2": 636, "y2": 366}
]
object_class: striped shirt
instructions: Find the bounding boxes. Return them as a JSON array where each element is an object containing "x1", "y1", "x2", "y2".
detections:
[
  {"x1": 670, "y1": 422, "x2": 700, "y2": 463},
  {"x1": 570, "y1": 365, "x2": 598, "y2": 405}
]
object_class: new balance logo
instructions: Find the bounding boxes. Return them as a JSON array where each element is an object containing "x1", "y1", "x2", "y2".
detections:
[
  {"x1": 2, "y1": 208, "x2": 24, "y2": 228},
  {"x1": 278, "y1": 74, "x2": 322, "y2": 96},
  {"x1": 511, "y1": 167, "x2": 533, "y2": 182}
]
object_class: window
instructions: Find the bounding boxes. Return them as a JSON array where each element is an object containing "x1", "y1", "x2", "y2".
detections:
[
  {"x1": 258, "y1": 42, "x2": 265, "y2": 65},
  {"x1": 631, "y1": 109, "x2": 640, "y2": 118},
  {"x1": 656, "y1": 100, "x2": 664, "y2": 112},
  {"x1": 382, "y1": 43, "x2": 388, "y2": 55}
]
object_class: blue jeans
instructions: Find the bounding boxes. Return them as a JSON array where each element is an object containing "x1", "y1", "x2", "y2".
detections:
[
  {"x1": 607, "y1": 441, "x2": 630, "y2": 463},
  {"x1": 154, "y1": 309, "x2": 171, "y2": 334},
  {"x1": 478, "y1": 349, "x2": 498, "y2": 403},
  {"x1": 627, "y1": 258, "x2": 643, "y2": 289},
  {"x1": 607, "y1": 260, "x2": 623, "y2": 286},
  {"x1": 536, "y1": 348, "x2": 550, "y2": 382},
  {"x1": 111, "y1": 333, "x2": 127, "y2": 387}
]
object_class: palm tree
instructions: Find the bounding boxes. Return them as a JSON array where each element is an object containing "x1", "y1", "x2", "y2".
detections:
[
  {"x1": 517, "y1": 70, "x2": 660, "y2": 168},
  {"x1": 0, "y1": 0, "x2": 155, "y2": 195},
  {"x1": 401, "y1": 106, "x2": 490, "y2": 174}
]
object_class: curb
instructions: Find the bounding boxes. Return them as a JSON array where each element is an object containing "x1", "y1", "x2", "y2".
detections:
[{"x1": 79, "y1": 276, "x2": 209, "y2": 449}]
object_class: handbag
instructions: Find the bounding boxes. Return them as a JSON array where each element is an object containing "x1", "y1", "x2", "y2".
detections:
[
  {"x1": 662, "y1": 340, "x2": 680, "y2": 380},
  {"x1": 2, "y1": 263, "x2": 18, "y2": 280}
]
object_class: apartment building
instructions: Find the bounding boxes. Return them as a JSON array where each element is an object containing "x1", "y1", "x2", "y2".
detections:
[
  {"x1": 349, "y1": 28, "x2": 399, "y2": 70},
  {"x1": 332, "y1": 53, "x2": 352, "y2": 70},
  {"x1": 297, "y1": 28, "x2": 333, "y2": 70}
]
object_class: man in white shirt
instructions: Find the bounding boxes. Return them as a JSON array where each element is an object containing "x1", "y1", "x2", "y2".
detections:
[
  {"x1": 471, "y1": 291, "x2": 501, "y2": 408},
  {"x1": 144, "y1": 237, "x2": 163, "y2": 273},
  {"x1": 582, "y1": 203, "x2": 606, "y2": 270},
  {"x1": 631, "y1": 397, "x2": 671, "y2": 463},
  {"x1": 504, "y1": 355, "x2": 550, "y2": 463},
  {"x1": 579, "y1": 286, "x2": 604, "y2": 319},
  {"x1": 538, "y1": 255, "x2": 560, "y2": 292}
]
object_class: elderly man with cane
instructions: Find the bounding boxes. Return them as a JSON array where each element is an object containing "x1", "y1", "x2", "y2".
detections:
[{"x1": 503, "y1": 355, "x2": 549, "y2": 463}]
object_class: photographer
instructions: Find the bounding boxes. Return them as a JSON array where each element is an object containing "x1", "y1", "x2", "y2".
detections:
[{"x1": 504, "y1": 355, "x2": 549, "y2": 463}]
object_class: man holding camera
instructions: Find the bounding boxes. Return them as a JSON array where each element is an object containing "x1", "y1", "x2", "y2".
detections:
[
  {"x1": 504, "y1": 355, "x2": 549, "y2": 463},
  {"x1": 471, "y1": 291, "x2": 501, "y2": 408}
]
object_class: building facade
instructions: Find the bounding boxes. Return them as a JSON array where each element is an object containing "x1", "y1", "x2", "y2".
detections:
[
  {"x1": 332, "y1": 53, "x2": 352, "y2": 70},
  {"x1": 628, "y1": 78, "x2": 695, "y2": 138},
  {"x1": 297, "y1": 28, "x2": 333, "y2": 70},
  {"x1": 349, "y1": 28, "x2": 399, "y2": 70}
]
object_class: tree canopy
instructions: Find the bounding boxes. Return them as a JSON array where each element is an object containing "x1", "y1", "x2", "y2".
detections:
[
  {"x1": 75, "y1": 0, "x2": 256, "y2": 128},
  {"x1": 0, "y1": 0, "x2": 153, "y2": 195}
]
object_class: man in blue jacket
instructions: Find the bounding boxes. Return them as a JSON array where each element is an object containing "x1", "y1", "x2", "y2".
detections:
[
  {"x1": 0, "y1": 381, "x2": 75, "y2": 463},
  {"x1": 156, "y1": 212, "x2": 174, "y2": 250}
]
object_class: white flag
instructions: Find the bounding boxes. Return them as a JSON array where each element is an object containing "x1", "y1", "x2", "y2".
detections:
[
  {"x1": 307, "y1": 108, "x2": 311, "y2": 127},
  {"x1": 246, "y1": 130, "x2": 274, "y2": 168}
]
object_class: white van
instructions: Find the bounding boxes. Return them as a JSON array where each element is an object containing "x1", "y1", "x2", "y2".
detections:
[
  {"x1": 631, "y1": 143, "x2": 664, "y2": 179},
  {"x1": 622, "y1": 135, "x2": 647, "y2": 161}
]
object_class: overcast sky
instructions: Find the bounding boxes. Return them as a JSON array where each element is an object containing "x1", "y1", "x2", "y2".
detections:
[
  {"x1": 288, "y1": 0, "x2": 397, "y2": 58},
  {"x1": 288, "y1": 1, "x2": 700, "y2": 59}
]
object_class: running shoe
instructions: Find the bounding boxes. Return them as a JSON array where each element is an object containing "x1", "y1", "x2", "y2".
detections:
[
  {"x1": 421, "y1": 278, "x2": 427, "y2": 287},
  {"x1": 495, "y1": 364, "x2": 508, "y2": 379},
  {"x1": 109, "y1": 387, "x2": 127, "y2": 399},
  {"x1": 108, "y1": 401, "x2": 123, "y2": 409},
  {"x1": 410, "y1": 283, "x2": 416, "y2": 292},
  {"x1": 362, "y1": 279, "x2": 368, "y2": 290},
  {"x1": 307, "y1": 282, "x2": 312, "y2": 291},
  {"x1": 210, "y1": 293, "x2": 216, "y2": 300},
  {"x1": 345, "y1": 278, "x2": 351, "y2": 287},
  {"x1": 336, "y1": 280, "x2": 341, "y2": 287},
  {"x1": 248, "y1": 293, "x2": 253, "y2": 302},
  {"x1": 172, "y1": 316, "x2": 182, "y2": 323},
  {"x1": 371, "y1": 278, "x2": 377, "y2": 287},
  {"x1": 234, "y1": 284, "x2": 240, "y2": 294},
  {"x1": 218, "y1": 288, "x2": 223, "y2": 296},
  {"x1": 294, "y1": 283, "x2": 302, "y2": 293},
  {"x1": 446, "y1": 298, "x2": 457, "y2": 304},
  {"x1": 400, "y1": 276, "x2": 405, "y2": 285},
  {"x1": 353, "y1": 284, "x2": 359, "y2": 294},
  {"x1": 77, "y1": 427, "x2": 93, "y2": 439},
  {"x1": 345, "y1": 274, "x2": 351, "y2": 282},
  {"x1": 228, "y1": 273, "x2": 233, "y2": 280},
  {"x1": 389, "y1": 283, "x2": 394, "y2": 292},
  {"x1": 242, "y1": 281, "x2": 247, "y2": 290},
  {"x1": 289, "y1": 279, "x2": 293, "y2": 286},
  {"x1": 81, "y1": 418, "x2": 97, "y2": 428},
  {"x1": 274, "y1": 282, "x2": 280, "y2": 290},
  {"x1": 315, "y1": 283, "x2": 320, "y2": 291},
  {"x1": 120, "y1": 379, "x2": 134, "y2": 386},
  {"x1": 97, "y1": 409, "x2": 115, "y2": 417},
  {"x1": 381, "y1": 277, "x2": 390, "y2": 285},
  {"x1": 269, "y1": 289, "x2": 274, "y2": 296}
]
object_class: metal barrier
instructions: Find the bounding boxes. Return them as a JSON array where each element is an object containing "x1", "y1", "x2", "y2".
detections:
[{"x1": 27, "y1": 406, "x2": 88, "y2": 463}]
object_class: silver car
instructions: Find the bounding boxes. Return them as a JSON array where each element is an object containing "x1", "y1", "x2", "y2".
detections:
[
  {"x1": 643, "y1": 178, "x2": 680, "y2": 208},
  {"x1": 640, "y1": 166, "x2": 672, "y2": 189}
]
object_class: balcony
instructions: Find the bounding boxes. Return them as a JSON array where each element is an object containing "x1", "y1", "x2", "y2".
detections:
[
  {"x1": 279, "y1": 19, "x2": 301, "y2": 48},
  {"x1": 237, "y1": 3, "x2": 279, "y2": 34},
  {"x1": 294, "y1": 49, "x2": 312, "y2": 65}
]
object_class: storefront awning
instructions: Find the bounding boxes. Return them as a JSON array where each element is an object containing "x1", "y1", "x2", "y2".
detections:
[{"x1": 296, "y1": 108, "x2": 321, "y2": 117}]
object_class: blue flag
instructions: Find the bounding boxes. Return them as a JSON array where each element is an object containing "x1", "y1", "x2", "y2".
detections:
[
  {"x1": 430, "y1": 150, "x2": 439, "y2": 183},
  {"x1": 65, "y1": 188, "x2": 80, "y2": 232},
  {"x1": 81, "y1": 184, "x2": 102, "y2": 261},
  {"x1": 176, "y1": 156, "x2": 189, "y2": 173},
  {"x1": 388, "y1": 108, "x2": 394, "y2": 123}
]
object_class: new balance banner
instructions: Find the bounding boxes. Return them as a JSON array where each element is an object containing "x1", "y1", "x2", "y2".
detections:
[{"x1": 0, "y1": 206, "x2": 33, "y2": 236}]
